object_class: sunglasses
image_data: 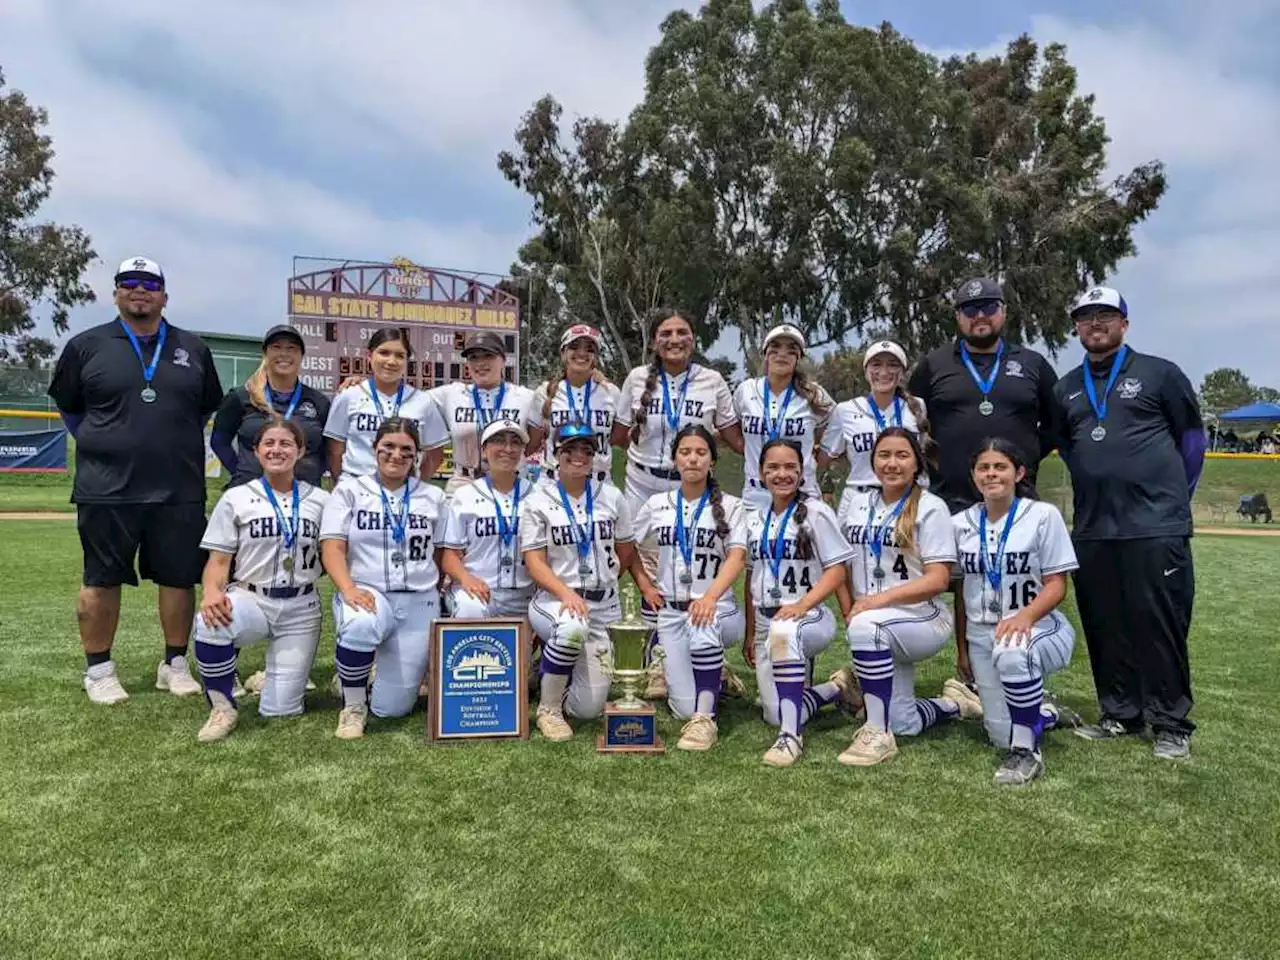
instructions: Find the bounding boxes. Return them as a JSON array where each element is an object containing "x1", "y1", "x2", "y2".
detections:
[
  {"x1": 960, "y1": 300, "x2": 1002, "y2": 318},
  {"x1": 117, "y1": 278, "x2": 164, "y2": 292}
]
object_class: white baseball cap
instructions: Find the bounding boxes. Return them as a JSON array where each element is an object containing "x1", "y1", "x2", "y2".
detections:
[
  {"x1": 480, "y1": 418, "x2": 529, "y2": 446},
  {"x1": 863, "y1": 340, "x2": 908, "y2": 369},
  {"x1": 1070, "y1": 286, "x2": 1128, "y2": 317},
  {"x1": 559, "y1": 324, "x2": 602, "y2": 351},
  {"x1": 762, "y1": 323, "x2": 806, "y2": 355},
  {"x1": 114, "y1": 256, "x2": 164, "y2": 282}
]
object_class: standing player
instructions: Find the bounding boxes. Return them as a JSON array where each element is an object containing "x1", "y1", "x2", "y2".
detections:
[
  {"x1": 907, "y1": 277, "x2": 1059, "y2": 685},
  {"x1": 47, "y1": 256, "x2": 223, "y2": 704},
  {"x1": 320, "y1": 418, "x2": 448, "y2": 739},
  {"x1": 733, "y1": 324, "x2": 834, "y2": 513},
  {"x1": 192, "y1": 418, "x2": 328, "y2": 742},
  {"x1": 839, "y1": 427, "x2": 982, "y2": 767},
  {"x1": 527, "y1": 324, "x2": 619, "y2": 490},
  {"x1": 323, "y1": 326, "x2": 448, "y2": 482},
  {"x1": 630, "y1": 426, "x2": 749, "y2": 751},
  {"x1": 953, "y1": 439, "x2": 1080, "y2": 786},
  {"x1": 430, "y1": 330, "x2": 538, "y2": 496},
  {"x1": 439, "y1": 420, "x2": 536, "y2": 619},
  {"x1": 744, "y1": 439, "x2": 855, "y2": 767},
  {"x1": 818, "y1": 340, "x2": 930, "y2": 524},
  {"x1": 523, "y1": 423, "x2": 642, "y2": 742},
  {"x1": 1055, "y1": 286, "x2": 1204, "y2": 760},
  {"x1": 210, "y1": 324, "x2": 330, "y2": 487}
]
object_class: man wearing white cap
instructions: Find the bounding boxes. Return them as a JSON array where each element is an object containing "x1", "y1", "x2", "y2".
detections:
[
  {"x1": 48, "y1": 257, "x2": 224, "y2": 704},
  {"x1": 1055, "y1": 286, "x2": 1204, "y2": 760}
]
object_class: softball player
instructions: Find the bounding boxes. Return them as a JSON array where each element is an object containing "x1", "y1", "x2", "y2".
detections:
[
  {"x1": 954, "y1": 437, "x2": 1080, "y2": 786},
  {"x1": 733, "y1": 324, "x2": 834, "y2": 512},
  {"x1": 631, "y1": 425, "x2": 748, "y2": 751},
  {"x1": 321, "y1": 417, "x2": 448, "y2": 739},
  {"x1": 193, "y1": 418, "x2": 328, "y2": 743},
  {"x1": 324, "y1": 326, "x2": 448, "y2": 481},
  {"x1": 838, "y1": 427, "x2": 981, "y2": 767},
  {"x1": 429, "y1": 330, "x2": 537, "y2": 496},
  {"x1": 523, "y1": 423, "x2": 641, "y2": 742},
  {"x1": 745, "y1": 439, "x2": 855, "y2": 768},
  {"x1": 526, "y1": 324, "x2": 620, "y2": 490},
  {"x1": 439, "y1": 419, "x2": 536, "y2": 619},
  {"x1": 817, "y1": 340, "x2": 931, "y2": 523}
]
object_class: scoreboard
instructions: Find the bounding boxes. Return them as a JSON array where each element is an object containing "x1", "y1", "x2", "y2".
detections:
[{"x1": 286, "y1": 259, "x2": 521, "y2": 394}]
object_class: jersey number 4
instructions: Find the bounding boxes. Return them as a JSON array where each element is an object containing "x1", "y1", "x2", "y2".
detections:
[{"x1": 781, "y1": 567, "x2": 813, "y2": 591}]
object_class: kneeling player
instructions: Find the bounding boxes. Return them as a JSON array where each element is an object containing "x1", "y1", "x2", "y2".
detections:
[
  {"x1": 839, "y1": 427, "x2": 982, "y2": 766},
  {"x1": 194, "y1": 418, "x2": 328, "y2": 742},
  {"x1": 745, "y1": 439, "x2": 855, "y2": 768},
  {"x1": 524, "y1": 423, "x2": 641, "y2": 741},
  {"x1": 321, "y1": 418, "x2": 447, "y2": 739},
  {"x1": 953, "y1": 438, "x2": 1079, "y2": 786},
  {"x1": 631, "y1": 426, "x2": 748, "y2": 751}
]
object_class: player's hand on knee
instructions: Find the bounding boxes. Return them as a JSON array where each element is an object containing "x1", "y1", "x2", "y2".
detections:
[
  {"x1": 774, "y1": 603, "x2": 808, "y2": 621},
  {"x1": 342, "y1": 587, "x2": 378, "y2": 614},
  {"x1": 458, "y1": 573, "x2": 491, "y2": 603},
  {"x1": 994, "y1": 613, "x2": 1034, "y2": 648},
  {"x1": 200, "y1": 590, "x2": 233, "y2": 629},
  {"x1": 559, "y1": 592, "x2": 590, "y2": 620},
  {"x1": 687, "y1": 595, "x2": 716, "y2": 627}
]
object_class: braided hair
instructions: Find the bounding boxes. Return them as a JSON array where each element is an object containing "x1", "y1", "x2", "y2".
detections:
[
  {"x1": 670, "y1": 424, "x2": 730, "y2": 543},
  {"x1": 895, "y1": 384, "x2": 937, "y2": 473},
  {"x1": 630, "y1": 308, "x2": 693, "y2": 445},
  {"x1": 759, "y1": 438, "x2": 813, "y2": 560},
  {"x1": 869, "y1": 426, "x2": 928, "y2": 556}
]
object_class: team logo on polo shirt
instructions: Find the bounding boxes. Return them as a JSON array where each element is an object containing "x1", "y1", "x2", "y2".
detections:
[
  {"x1": 297, "y1": 401, "x2": 318, "y2": 419},
  {"x1": 1005, "y1": 359, "x2": 1024, "y2": 378},
  {"x1": 1118, "y1": 378, "x2": 1143, "y2": 399},
  {"x1": 173, "y1": 347, "x2": 191, "y2": 368}
]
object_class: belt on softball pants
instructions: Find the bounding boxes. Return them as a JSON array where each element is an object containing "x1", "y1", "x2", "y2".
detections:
[
  {"x1": 642, "y1": 464, "x2": 681, "y2": 481},
  {"x1": 759, "y1": 605, "x2": 781, "y2": 618},
  {"x1": 667, "y1": 600, "x2": 694, "y2": 611},
  {"x1": 244, "y1": 583, "x2": 315, "y2": 600},
  {"x1": 574, "y1": 587, "x2": 610, "y2": 602}
]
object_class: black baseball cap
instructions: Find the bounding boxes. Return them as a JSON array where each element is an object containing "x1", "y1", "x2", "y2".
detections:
[
  {"x1": 954, "y1": 277, "x2": 1004, "y2": 307},
  {"x1": 463, "y1": 330, "x2": 507, "y2": 357},
  {"x1": 263, "y1": 324, "x2": 305, "y2": 353}
]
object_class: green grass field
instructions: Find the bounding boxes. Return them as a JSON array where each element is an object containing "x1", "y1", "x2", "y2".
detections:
[{"x1": 1, "y1": 521, "x2": 1278, "y2": 959}]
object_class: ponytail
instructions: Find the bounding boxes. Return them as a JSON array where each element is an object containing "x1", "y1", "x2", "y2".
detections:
[
  {"x1": 793, "y1": 367, "x2": 831, "y2": 417},
  {"x1": 792, "y1": 492, "x2": 814, "y2": 561},
  {"x1": 629, "y1": 358, "x2": 662, "y2": 445},
  {"x1": 245, "y1": 357, "x2": 271, "y2": 413},
  {"x1": 707, "y1": 475, "x2": 730, "y2": 544},
  {"x1": 896, "y1": 385, "x2": 937, "y2": 472},
  {"x1": 893, "y1": 484, "x2": 924, "y2": 557}
]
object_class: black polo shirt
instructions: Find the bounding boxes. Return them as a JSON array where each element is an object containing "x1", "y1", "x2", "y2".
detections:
[
  {"x1": 212, "y1": 383, "x2": 331, "y2": 486},
  {"x1": 48, "y1": 317, "x2": 223, "y2": 504},
  {"x1": 908, "y1": 340, "x2": 1059, "y2": 511},
  {"x1": 1055, "y1": 349, "x2": 1202, "y2": 540}
]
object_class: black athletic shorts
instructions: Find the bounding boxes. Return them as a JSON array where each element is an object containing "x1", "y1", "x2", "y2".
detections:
[{"x1": 77, "y1": 502, "x2": 207, "y2": 589}]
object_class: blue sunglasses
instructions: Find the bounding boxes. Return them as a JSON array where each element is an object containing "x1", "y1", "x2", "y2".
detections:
[
  {"x1": 118, "y1": 278, "x2": 164, "y2": 292},
  {"x1": 555, "y1": 424, "x2": 595, "y2": 447},
  {"x1": 960, "y1": 300, "x2": 1002, "y2": 318}
]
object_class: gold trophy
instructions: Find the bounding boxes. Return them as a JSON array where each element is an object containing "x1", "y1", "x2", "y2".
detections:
[{"x1": 597, "y1": 585, "x2": 665, "y2": 754}]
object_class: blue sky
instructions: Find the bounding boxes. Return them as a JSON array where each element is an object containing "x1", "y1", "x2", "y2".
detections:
[{"x1": 2, "y1": 0, "x2": 1277, "y2": 389}]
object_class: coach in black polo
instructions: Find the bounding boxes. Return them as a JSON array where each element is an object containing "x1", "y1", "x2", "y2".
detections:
[
  {"x1": 908, "y1": 277, "x2": 1059, "y2": 681},
  {"x1": 48, "y1": 257, "x2": 224, "y2": 705},
  {"x1": 1055, "y1": 286, "x2": 1204, "y2": 760}
]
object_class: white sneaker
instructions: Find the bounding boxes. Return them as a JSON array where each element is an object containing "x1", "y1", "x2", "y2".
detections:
[
  {"x1": 942, "y1": 678, "x2": 984, "y2": 720},
  {"x1": 156, "y1": 656, "x2": 202, "y2": 697},
  {"x1": 536, "y1": 706, "x2": 574, "y2": 742},
  {"x1": 197, "y1": 706, "x2": 238, "y2": 743},
  {"x1": 84, "y1": 662, "x2": 129, "y2": 705},
  {"x1": 336, "y1": 704, "x2": 368, "y2": 740}
]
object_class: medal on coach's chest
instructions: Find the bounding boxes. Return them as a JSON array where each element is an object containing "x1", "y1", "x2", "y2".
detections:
[
  {"x1": 865, "y1": 491, "x2": 908, "y2": 589},
  {"x1": 761, "y1": 499, "x2": 797, "y2": 602},
  {"x1": 1090, "y1": 425, "x2": 1106, "y2": 442},
  {"x1": 960, "y1": 341, "x2": 1004, "y2": 419},
  {"x1": 380, "y1": 479, "x2": 412, "y2": 567},
  {"x1": 558, "y1": 480, "x2": 596, "y2": 583},
  {"x1": 1084, "y1": 346, "x2": 1128, "y2": 443},
  {"x1": 675, "y1": 488, "x2": 709, "y2": 589},
  {"x1": 119, "y1": 317, "x2": 167, "y2": 405},
  {"x1": 978, "y1": 400, "x2": 994, "y2": 416},
  {"x1": 980, "y1": 500, "x2": 1019, "y2": 618},
  {"x1": 260, "y1": 478, "x2": 300, "y2": 577},
  {"x1": 486, "y1": 476, "x2": 522, "y2": 577}
]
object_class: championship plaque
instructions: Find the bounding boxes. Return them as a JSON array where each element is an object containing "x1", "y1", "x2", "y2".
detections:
[
  {"x1": 427, "y1": 618, "x2": 529, "y2": 743},
  {"x1": 597, "y1": 589, "x2": 665, "y2": 755}
]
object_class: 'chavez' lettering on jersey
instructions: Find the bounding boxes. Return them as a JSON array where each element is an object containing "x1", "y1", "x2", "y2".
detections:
[
  {"x1": 246, "y1": 516, "x2": 322, "y2": 540},
  {"x1": 549, "y1": 519, "x2": 616, "y2": 547},
  {"x1": 639, "y1": 397, "x2": 706, "y2": 420},
  {"x1": 956, "y1": 550, "x2": 1033, "y2": 576},
  {"x1": 352, "y1": 412, "x2": 401, "y2": 433},
  {"x1": 652, "y1": 524, "x2": 722, "y2": 551},
  {"x1": 547, "y1": 408, "x2": 613, "y2": 431},
  {"x1": 473, "y1": 516, "x2": 522, "y2": 538},
  {"x1": 747, "y1": 537, "x2": 810, "y2": 562},
  {"x1": 453, "y1": 406, "x2": 530, "y2": 425},
  {"x1": 354, "y1": 510, "x2": 438, "y2": 532},
  {"x1": 740, "y1": 414, "x2": 810, "y2": 440},
  {"x1": 844, "y1": 430, "x2": 878, "y2": 454}
]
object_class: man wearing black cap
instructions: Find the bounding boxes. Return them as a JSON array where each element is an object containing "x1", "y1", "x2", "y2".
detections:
[
  {"x1": 1055, "y1": 286, "x2": 1204, "y2": 760},
  {"x1": 48, "y1": 257, "x2": 224, "y2": 704},
  {"x1": 210, "y1": 324, "x2": 331, "y2": 486},
  {"x1": 908, "y1": 277, "x2": 1060, "y2": 682}
]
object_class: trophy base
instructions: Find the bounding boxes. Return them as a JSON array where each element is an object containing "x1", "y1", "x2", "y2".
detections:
[{"x1": 597, "y1": 700, "x2": 665, "y2": 755}]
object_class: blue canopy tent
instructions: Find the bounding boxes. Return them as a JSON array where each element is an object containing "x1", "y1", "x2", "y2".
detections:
[{"x1": 1219, "y1": 402, "x2": 1280, "y2": 421}]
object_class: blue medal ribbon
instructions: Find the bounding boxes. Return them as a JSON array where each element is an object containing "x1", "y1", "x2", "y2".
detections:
[
  {"x1": 959, "y1": 340, "x2": 1004, "y2": 402},
  {"x1": 761, "y1": 499, "x2": 799, "y2": 597},
  {"x1": 379, "y1": 479, "x2": 412, "y2": 547},
  {"x1": 485, "y1": 475, "x2": 522, "y2": 556},
  {"x1": 1083, "y1": 345, "x2": 1129, "y2": 429},
  {"x1": 259, "y1": 478, "x2": 300, "y2": 551},
  {"x1": 564, "y1": 378, "x2": 593, "y2": 427},
  {"x1": 472, "y1": 382, "x2": 507, "y2": 429},
  {"x1": 367, "y1": 378, "x2": 405, "y2": 421},
  {"x1": 979, "y1": 499, "x2": 1020, "y2": 606},
  {"x1": 557, "y1": 480, "x2": 595, "y2": 573},
  {"x1": 660, "y1": 364, "x2": 695, "y2": 433},
  {"x1": 271, "y1": 381, "x2": 303, "y2": 420},
  {"x1": 864, "y1": 489, "x2": 911, "y2": 575},
  {"x1": 762, "y1": 378, "x2": 795, "y2": 441},
  {"x1": 674, "y1": 488, "x2": 710, "y2": 577},
  {"x1": 119, "y1": 318, "x2": 168, "y2": 391},
  {"x1": 866, "y1": 393, "x2": 903, "y2": 432}
]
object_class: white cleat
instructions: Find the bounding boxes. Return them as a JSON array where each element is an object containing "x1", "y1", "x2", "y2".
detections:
[
  {"x1": 535, "y1": 706, "x2": 574, "y2": 742},
  {"x1": 942, "y1": 678, "x2": 984, "y2": 720},
  {"x1": 197, "y1": 706, "x2": 238, "y2": 743},
  {"x1": 336, "y1": 704, "x2": 368, "y2": 740},
  {"x1": 156, "y1": 656, "x2": 202, "y2": 697},
  {"x1": 84, "y1": 662, "x2": 129, "y2": 705},
  {"x1": 838, "y1": 725, "x2": 899, "y2": 766}
]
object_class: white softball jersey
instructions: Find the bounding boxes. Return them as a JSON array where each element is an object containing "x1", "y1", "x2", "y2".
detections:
[
  {"x1": 614, "y1": 363, "x2": 737, "y2": 471},
  {"x1": 527, "y1": 377, "x2": 620, "y2": 479},
  {"x1": 733, "y1": 377, "x2": 834, "y2": 502},
  {"x1": 439, "y1": 476, "x2": 535, "y2": 591},
  {"x1": 319, "y1": 475, "x2": 448, "y2": 594},
  {"x1": 953, "y1": 499, "x2": 1078, "y2": 625},
  {"x1": 632, "y1": 488, "x2": 748, "y2": 603},
  {"x1": 842, "y1": 487, "x2": 956, "y2": 597},
  {"x1": 429, "y1": 380, "x2": 537, "y2": 485},
  {"x1": 522, "y1": 481, "x2": 635, "y2": 592},
  {"x1": 821, "y1": 394, "x2": 928, "y2": 493},
  {"x1": 322, "y1": 381, "x2": 449, "y2": 480},
  {"x1": 745, "y1": 497, "x2": 854, "y2": 608},
  {"x1": 201, "y1": 480, "x2": 329, "y2": 587}
]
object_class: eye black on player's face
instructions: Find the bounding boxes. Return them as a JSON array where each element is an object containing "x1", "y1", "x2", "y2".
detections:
[
  {"x1": 561, "y1": 338, "x2": 598, "y2": 378},
  {"x1": 865, "y1": 356, "x2": 904, "y2": 394},
  {"x1": 764, "y1": 339, "x2": 801, "y2": 379},
  {"x1": 375, "y1": 432, "x2": 418, "y2": 483},
  {"x1": 654, "y1": 315, "x2": 694, "y2": 367}
]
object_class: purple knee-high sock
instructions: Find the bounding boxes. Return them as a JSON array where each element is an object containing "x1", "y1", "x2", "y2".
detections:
[
  {"x1": 914, "y1": 697, "x2": 960, "y2": 730},
  {"x1": 1003, "y1": 676, "x2": 1045, "y2": 752},
  {"x1": 774, "y1": 660, "x2": 807, "y2": 737},
  {"x1": 853, "y1": 649, "x2": 894, "y2": 730},
  {"x1": 690, "y1": 648, "x2": 724, "y2": 716},
  {"x1": 801, "y1": 682, "x2": 840, "y2": 725},
  {"x1": 335, "y1": 644, "x2": 376, "y2": 707},
  {"x1": 194, "y1": 640, "x2": 238, "y2": 709}
]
